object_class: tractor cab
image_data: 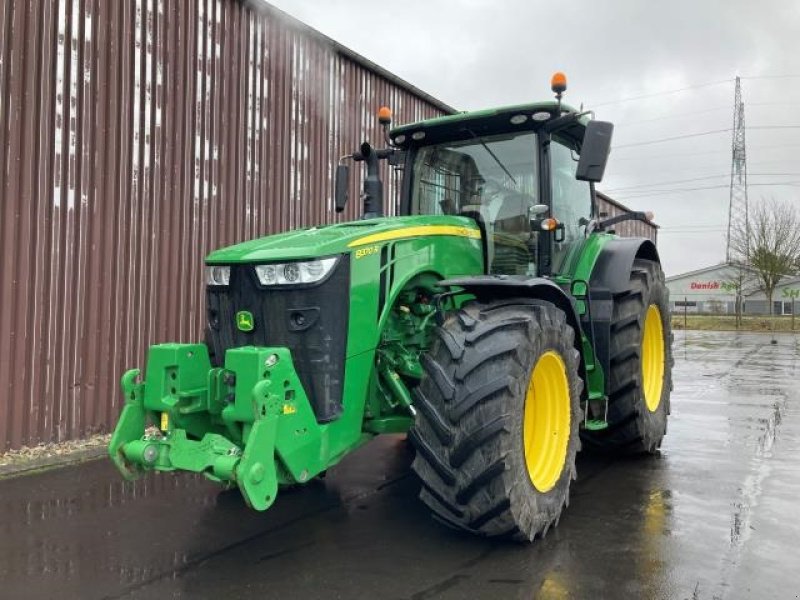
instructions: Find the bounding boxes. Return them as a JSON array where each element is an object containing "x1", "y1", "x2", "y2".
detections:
[
  {"x1": 334, "y1": 73, "x2": 614, "y2": 281},
  {"x1": 390, "y1": 98, "x2": 605, "y2": 279}
]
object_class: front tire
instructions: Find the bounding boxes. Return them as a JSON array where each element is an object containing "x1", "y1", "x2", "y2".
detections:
[{"x1": 409, "y1": 299, "x2": 582, "y2": 541}]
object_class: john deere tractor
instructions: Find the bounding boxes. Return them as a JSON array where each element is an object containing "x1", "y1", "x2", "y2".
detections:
[{"x1": 109, "y1": 74, "x2": 672, "y2": 541}]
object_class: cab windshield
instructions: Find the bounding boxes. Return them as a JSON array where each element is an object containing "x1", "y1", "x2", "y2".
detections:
[{"x1": 410, "y1": 131, "x2": 539, "y2": 275}]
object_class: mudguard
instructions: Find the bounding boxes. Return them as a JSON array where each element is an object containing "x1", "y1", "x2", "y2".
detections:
[
  {"x1": 589, "y1": 237, "x2": 659, "y2": 294},
  {"x1": 585, "y1": 237, "x2": 661, "y2": 397}
]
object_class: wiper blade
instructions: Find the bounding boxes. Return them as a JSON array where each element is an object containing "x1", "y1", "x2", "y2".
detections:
[{"x1": 464, "y1": 127, "x2": 517, "y2": 185}]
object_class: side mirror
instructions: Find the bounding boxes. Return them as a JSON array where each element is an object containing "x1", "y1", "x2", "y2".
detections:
[
  {"x1": 334, "y1": 164, "x2": 349, "y2": 213},
  {"x1": 576, "y1": 120, "x2": 613, "y2": 183}
]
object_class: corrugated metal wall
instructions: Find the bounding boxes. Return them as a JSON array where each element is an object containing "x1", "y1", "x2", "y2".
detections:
[
  {"x1": 596, "y1": 191, "x2": 658, "y2": 243},
  {"x1": 0, "y1": 0, "x2": 450, "y2": 451}
]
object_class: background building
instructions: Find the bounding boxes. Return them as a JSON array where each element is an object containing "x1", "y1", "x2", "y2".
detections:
[
  {"x1": 596, "y1": 191, "x2": 658, "y2": 243},
  {"x1": 667, "y1": 263, "x2": 800, "y2": 315},
  {"x1": 743, "y1": 277, "x2": 800, "y2": 316},
  {"x1": 666, "y1": 264, "x2": 747, "y2": 314}
]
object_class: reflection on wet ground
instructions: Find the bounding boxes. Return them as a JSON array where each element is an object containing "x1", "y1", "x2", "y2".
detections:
[{"x1": 1, "y1": 331, "x2": 799, "y2": 599}]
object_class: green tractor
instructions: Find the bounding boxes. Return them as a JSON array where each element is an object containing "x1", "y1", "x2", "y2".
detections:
[{"x1": 109, "y1": 74, "x2": 672, "y2": 541}]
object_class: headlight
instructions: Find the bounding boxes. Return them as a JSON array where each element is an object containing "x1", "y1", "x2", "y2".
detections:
[
  {"x1": 255, "y1": 257, "x2": 338, "y2": 286},
  {"x1": 205, "y1": 265, "x2": 230, "y2": 286}
]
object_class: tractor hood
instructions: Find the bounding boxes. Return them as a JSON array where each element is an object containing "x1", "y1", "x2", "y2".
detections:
[{"x1": 205, "y1": 215, "x2": 481, "y2": 263}]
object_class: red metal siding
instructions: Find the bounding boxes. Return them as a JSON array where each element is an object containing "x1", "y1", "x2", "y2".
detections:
[
  {"x1": 596, "y1": 191, "x2": 658, "y2": 243},
  {"x1": 0, "y1": 0, "x2": 449, "y2": 450}
]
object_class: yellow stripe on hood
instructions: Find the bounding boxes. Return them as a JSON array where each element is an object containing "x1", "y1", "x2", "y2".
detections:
[{"x1": 347, "y1": 225, "x2": 481, "y2": 247}]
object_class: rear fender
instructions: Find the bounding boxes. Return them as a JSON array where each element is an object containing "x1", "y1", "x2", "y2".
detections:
[
  {"x1": 586, "y1": 237, "x2": 661, "y2": 395},
  {"x1": 589, "y1": 238, "x2": 659, "y2": 294}
]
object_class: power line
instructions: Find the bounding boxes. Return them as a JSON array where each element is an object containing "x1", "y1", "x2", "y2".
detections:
[
  {"x1": 591, "y1": 73, "x2": 800, "y2": 107},
  {"x1": 606, "y1": 175, "x2": 728, "y2": 192},
  {"x1": 591, "y1": 79, "x2": 734, "y2": 108},
  {"x1": 612, "y1": 148, "x2": 728, "y2": 161},
  {"x1": 747, "y1": 101, "x2": 800, "y2": 107},
  {"x1": 591, "y1": 75, "x2": 800, "y2": 109},
  {"x1": 620, "y1": 185, "x2": 728, "y2": 198},
  {"x1": 604, "y1": 172, "x2": 800, "y2": 193},
  {"x1": 614, "y1": 103, "x2": 800, "y2": 128},
  {"x1": 610, "y1": 142, "x2": 800, "y2": 161},
  {"x1": 613, "y1": 129, "x2": 731, "y2": 149},
  {"x1": 749, "y1": 158, "x2": 800, "y2": 166},
  {"x1": 740, "y1": 74, "x2": 800, "y2": 81},
  {"x1": 749, "y1": 125, "x2": 800, "y2": 130},
  {"x1": 606, "y1": 174, "x2": 729, "y2": 191},
  {"x1": 615, "y1": 181, "x2": 800, "y2": 200},
  {"x1": 612, "y1": 125, "x2": 800, "y2": 150},
  {"x1": 615, "y1": 106, "x2": 729, "y2": 127}
]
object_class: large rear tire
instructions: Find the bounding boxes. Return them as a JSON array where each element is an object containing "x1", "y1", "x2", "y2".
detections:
[
  {"x1": 409, "y1": 299, "x2": 582, "y2": 541},
  {"x1": 581, "y1": 258, "x2": 673, "y2": 453}
]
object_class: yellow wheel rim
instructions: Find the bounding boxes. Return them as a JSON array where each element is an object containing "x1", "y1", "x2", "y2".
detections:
[
  {"x1": 641, "y1": 305, "x2": 665, "y2": 412},
  {"x1": 523, "y1": 351, "x2": 571, "y2": 493}
]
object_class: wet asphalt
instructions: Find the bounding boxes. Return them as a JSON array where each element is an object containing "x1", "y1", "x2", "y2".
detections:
[{"x1": 1, "y1": 330, "x2": 799, "y2": 600}]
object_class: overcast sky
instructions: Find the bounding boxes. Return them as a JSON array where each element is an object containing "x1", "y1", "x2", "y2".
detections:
[{"x1": 269, "y1": 0, "x2": 800, "y2": 276}]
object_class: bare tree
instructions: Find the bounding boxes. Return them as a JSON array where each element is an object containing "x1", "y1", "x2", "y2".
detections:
[
  {"x1": 731, "y1": 199, "x2": 800, "y2": 314},
  {"x1": 724, "y1": 265, "x2": 756, "y2": 327}
]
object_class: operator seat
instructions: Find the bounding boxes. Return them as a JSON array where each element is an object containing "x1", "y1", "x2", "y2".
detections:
[{"x1": 489, "y1": 190, "x2": 535, "y2": 275}]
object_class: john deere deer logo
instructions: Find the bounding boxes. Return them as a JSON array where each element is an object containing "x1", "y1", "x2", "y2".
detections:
[{"x1": 236, "y1": 310, "x2": 254, "y2": 332}]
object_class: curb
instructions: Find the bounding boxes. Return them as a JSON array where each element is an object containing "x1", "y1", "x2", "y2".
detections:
[{"x1": 0, "y1": 446, "x2": 108, "y2": 480}]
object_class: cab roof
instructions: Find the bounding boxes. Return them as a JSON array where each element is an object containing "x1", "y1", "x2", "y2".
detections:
[{"x1": 389, "y1": 100, "x2": 590, "y2": 147}]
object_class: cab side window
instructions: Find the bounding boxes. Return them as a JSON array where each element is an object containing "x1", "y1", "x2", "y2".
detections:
[{"x1": 550, "y1": 139, "x2": 592, "y2": 273}]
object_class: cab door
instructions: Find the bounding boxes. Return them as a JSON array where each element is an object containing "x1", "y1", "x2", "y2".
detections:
[{"x1": 548, "y1": 136, "x2": 593, "y2": 275}]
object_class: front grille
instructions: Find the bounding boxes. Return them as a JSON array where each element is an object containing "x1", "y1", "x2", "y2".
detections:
[{"x1": 206, "y1": 256, "x2": 350, "y2": 422}]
